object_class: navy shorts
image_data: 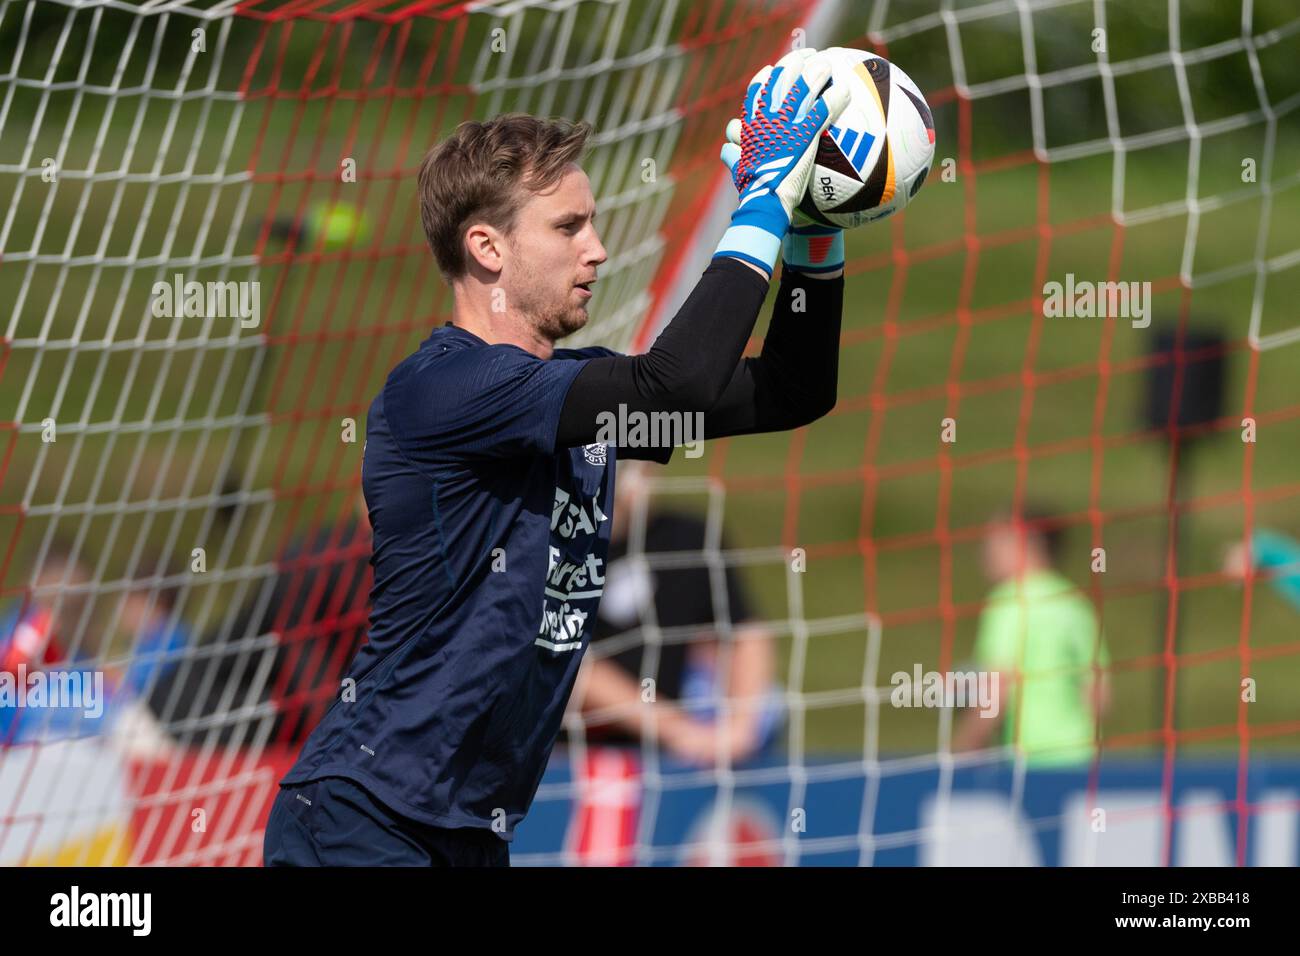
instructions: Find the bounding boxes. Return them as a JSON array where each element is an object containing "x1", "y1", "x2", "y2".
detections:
[{"x1": 263, "y1": 776, "x2": 510, "y2": 867}]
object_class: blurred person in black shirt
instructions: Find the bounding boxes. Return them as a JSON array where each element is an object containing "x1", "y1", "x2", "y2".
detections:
[{"x1": 566, "y1": 461, "x2": 784, "y2": 766}]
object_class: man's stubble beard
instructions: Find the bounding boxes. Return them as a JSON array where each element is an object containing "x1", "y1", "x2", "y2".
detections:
[
  {"x1": 507, "y1": 245, "x2": 588, "y2": 342},
  {"x1": 534, "y1": 296, "x2": 587, "y2": 341}
]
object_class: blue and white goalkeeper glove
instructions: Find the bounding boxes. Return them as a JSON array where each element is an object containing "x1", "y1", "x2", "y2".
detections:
[
  {"x1": 722, "y1": 116, "x2": 845, "y2": 275},
  {"x1": 713, "y1": 48, "x2": 850, "y2": 277}
]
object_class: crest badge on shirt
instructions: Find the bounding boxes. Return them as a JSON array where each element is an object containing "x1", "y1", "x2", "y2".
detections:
[{"x1": 582, "y1": 442, "x2": 607, "y2": 467}]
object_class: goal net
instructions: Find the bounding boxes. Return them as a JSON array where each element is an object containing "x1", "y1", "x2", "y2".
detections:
[{"x1": 2, "y1": 0, "x2": 1298, "y2": 867}]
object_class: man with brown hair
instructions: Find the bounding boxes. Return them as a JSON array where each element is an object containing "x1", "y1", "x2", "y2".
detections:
[{"x1": 265, "y1": 48, "x2": 849, "y2": 866}]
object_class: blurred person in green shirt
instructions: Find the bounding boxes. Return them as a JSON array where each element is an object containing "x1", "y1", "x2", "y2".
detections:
[{"x1": 954, "y1": 508, "x2": 1110, "y2": 766}]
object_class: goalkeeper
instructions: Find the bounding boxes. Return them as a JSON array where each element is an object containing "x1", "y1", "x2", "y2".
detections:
[{"x1": 264, "y1": 49, "x2": 850, "y2": 866}]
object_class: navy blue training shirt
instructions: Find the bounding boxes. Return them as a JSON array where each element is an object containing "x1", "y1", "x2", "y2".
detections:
[{"x1": 281, "y1": 324, "x2": 619, "y2": 841}]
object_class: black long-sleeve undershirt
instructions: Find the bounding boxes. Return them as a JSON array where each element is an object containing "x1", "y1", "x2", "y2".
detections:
[{"x1": 556, "y1": 256, "x2": 844, "y2": 461}]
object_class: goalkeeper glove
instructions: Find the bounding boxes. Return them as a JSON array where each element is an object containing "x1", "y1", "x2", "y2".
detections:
[
  {"x1": 722, "y1": 117, "x2": 845, "y2": 275},
  {"x1": 781, "y1": 221, "x2": 845, "y2": 275},
  {"x1": 713, "y1": 48, "x2": 849, "y2": 277}
]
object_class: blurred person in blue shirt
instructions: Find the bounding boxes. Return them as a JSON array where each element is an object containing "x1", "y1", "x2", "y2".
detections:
[
  {"x1": 1224, "y1": 528, "x2": 1300, "y2": 609},
  {"x1": 1, "y1": 548, "x2": 190, "y2": 747}
]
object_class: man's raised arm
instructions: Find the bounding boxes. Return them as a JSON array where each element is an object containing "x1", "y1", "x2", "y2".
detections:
[{"x1": 555, "y1": 48, "x2": 849, "y2": 456}]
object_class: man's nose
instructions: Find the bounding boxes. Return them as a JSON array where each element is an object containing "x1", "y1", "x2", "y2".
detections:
[{"x1": 587, "y1": 229, "x2": 608, "y2": 266}]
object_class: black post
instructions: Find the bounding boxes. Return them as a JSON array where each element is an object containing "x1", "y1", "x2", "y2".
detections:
[{"x1": 1142, "y1": 327, "x2": 1225, "y2": 736}]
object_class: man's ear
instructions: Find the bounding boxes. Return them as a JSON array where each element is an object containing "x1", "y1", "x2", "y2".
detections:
[{"x1": 463, "y1": 222, "x2": 505, "y2": 274}]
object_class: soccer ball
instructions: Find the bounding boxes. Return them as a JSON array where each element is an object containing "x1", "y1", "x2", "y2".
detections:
[{"x1": 797, "y1": 47, "x2": 936, "y2": 229}]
